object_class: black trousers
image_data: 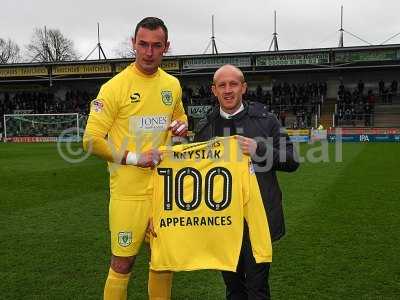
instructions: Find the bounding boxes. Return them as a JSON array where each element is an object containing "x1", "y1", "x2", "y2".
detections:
[{"x1": 221, "y1": 223, "x2": 271, "y2": 300}]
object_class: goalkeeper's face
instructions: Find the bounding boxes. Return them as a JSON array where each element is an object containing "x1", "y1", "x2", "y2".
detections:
[{"x1": 132, "y1": 27, "x2": 170, "y2": 75}]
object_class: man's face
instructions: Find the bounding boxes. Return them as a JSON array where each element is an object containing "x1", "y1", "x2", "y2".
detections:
[
  {"x1": 132, "y1": 27, "x2": 169, "y2": 75},
  {"x1": 212, "y1": 68, "x2": 247, "y2": 113}
]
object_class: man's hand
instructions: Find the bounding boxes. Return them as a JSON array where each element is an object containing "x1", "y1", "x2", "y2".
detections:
[
  {"x1": 136, "y1": 149, "x2": 162, "y2": 168},
  {"x1": 237, "y1": 135, "x2": 257, "y2": 157},
  {"x1": 169, "y1": 120, "x2": 188, "y2": 137}
]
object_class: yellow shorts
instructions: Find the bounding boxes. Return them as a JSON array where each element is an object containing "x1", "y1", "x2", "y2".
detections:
[{"x1": 109, "y1": 198, "x2": 151, "y2": 257}]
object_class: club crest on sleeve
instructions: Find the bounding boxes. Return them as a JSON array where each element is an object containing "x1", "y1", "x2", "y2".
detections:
[
  {"x1": 92, "y1": 99, "x2": 104, "y2": 112},
  {"x1": 161, "y1": 90, "x2": 173, "y2": 106},
  {"x1": 118, "y1": 232, "x2": 132, "y2": 247}
]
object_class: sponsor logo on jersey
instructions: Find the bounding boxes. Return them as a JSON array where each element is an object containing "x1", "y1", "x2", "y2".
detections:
[
  {"x1": 130, "y1": 92, "x2": 141, "y2": 103},
  {"x1": 92, "y1": 99, "x2": 104, "y2": 112},
  {"x1": 130, "y1": 115, "x2": 169, "y2": 132},
  {"x1": 118, "y1": 232, "x2": 132, "y2": 247},
  {"x1": 180, "y1": 140, "x2": 221, "y2": 152},
  {"x1": 249, "y1": 161, "x2": 255, "y2": 175},
  {"x1": 161, "y1": 90, "x2": 173, "y2": 106}
]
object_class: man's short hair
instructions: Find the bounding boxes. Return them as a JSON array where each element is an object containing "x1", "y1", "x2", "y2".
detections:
[
  {"x1": 213, "y1": 64, "x2": 245, "y2": 85},
  {"x1": 134, "y1": 17, "x2": 168, "y2": 42}
]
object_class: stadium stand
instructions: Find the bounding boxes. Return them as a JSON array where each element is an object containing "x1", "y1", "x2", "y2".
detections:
[
  {"x1": 0, "y1": 90, "x2": 94, "y2": 137},
  {"x1": 334, "y1": 79, "x2": 399, "y2": 127},
  {"x1": 0, "y1": 90, "x2": 94, "y2": 115},
  {"x1": 2, "y1": 44, "x2": 400, "y2": 135},
  {"x1": 182, "y1": 80, "x2": 326, "y2": 129}
]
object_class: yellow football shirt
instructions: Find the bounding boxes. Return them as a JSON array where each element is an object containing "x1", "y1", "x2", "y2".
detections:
[
  {"x1": 84, "y1": 63, "x2": 187, "y2": 200},
  {"x1": 150, "y1": 136, "x2": 272, "y2": 272}
]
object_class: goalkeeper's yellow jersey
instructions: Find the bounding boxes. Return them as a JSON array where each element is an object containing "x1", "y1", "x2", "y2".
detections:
[
  {"x1": 84, "y1": 63, "x2": 187, "y2": 200},
  {"x1": 150, "y1": 136, "x2": 272, "y2": 272}
]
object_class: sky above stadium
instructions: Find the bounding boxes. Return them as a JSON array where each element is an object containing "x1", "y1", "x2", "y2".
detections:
[{"x1": 1, "y1": 0, "x2": 400, "y2": 59}]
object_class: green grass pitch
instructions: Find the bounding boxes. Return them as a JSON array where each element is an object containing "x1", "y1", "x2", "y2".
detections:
[{"x1": 0, "y1": 142, "x2": 399, "y2": 299}]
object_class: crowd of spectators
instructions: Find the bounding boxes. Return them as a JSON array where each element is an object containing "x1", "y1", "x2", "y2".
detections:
[
  {"x1": 0, "y1": 81, "x2": 327, "y2": 132},
  {"x1": 336, "y1": 81, "x2": 374, "y2": 126},
  {"x1": 182, "y1": 81, "x2": 327, "y2": 129},
  {"x1": 257, "y1": 81, "x2": 326, "y2": 128},
  {"x1": 0, "y1": 91, "x2": 54, "y2": 115},
  {"x1": 378, "y1": 79, "x2": 398, "y2": 104},
  {"x1": 2, "y1": 79, "x2": 396, "y2": 133},
  {"x1": 182, "y1": 85, "x2": 214, "y2": 106},
  {"x1": 63, "y1": 90, "x2": 94, "y2": 114},
  {"x1": 335, "y1": 79, "x2": 398, "y2": 126},
  {"x1": 0, "y1": 90, "x2": 94, "y2": 116},
  {"x1": 0, "y1": 90, "x2": 95, "y2": 134}
]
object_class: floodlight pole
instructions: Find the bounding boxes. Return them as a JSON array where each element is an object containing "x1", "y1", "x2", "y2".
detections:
[
  {"x1": 85, "y1": 22, "x2": 107, "y2": 60},
  {"x1": 269, "y1": 11, "x2": 279, "y2": 51},
  {"x1": 338, "y1": 5, "x2": 344, "y2": 47},
  {"x1": 337, "y1": 5, "x2": 371, "y2": 46},
  {"x1": 211, "y1": 15, "x2": 218, "y2": 55}
]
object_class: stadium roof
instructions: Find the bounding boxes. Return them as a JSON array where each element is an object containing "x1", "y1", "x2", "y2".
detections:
[{"x1": 1, "y1": 43, "x2": 400, "y2": 83}]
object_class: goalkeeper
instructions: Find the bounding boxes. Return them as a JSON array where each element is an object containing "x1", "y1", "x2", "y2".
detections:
[{"x1": 83, "y1": 17, "x2": 187, "y2": 300}]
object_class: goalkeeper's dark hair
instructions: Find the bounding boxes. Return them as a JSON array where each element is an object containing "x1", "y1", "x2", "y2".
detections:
[{"x1": 134, "y1": 17, "x2": 168, "y2": 43}]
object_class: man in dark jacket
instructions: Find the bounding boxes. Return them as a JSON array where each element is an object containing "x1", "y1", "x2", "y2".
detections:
[{"x1": 194, "y1": 64, "x2": 299, "y2": 299}]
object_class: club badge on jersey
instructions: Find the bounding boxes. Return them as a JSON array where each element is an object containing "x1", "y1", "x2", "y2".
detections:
[
  {"x1": 118, "y1": 232, "x2": 132, "y2": 247},
  {"x1": 161, "y1": 90, "x2": 173, "y2": 106}
]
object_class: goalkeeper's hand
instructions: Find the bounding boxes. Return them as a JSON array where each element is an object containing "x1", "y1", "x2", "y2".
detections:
[
  {"x1": 169, "y1": 120, "x2": 188, "y2": 137},
  {"x1": 121, "y1": 149, "x2": 162, "y2": 168}
]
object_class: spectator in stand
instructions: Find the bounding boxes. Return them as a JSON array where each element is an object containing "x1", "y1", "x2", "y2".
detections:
[
  {"x1": 279, "y1": 110, "x2": 287, "y2": 127},
  {"x1": 390, "y1": 80, "x2": 398, "y2": 104},
  {"x1": 256, "y1": 85, "x2": 263, "y2": 98},
  {"x1": 357, "y1": 79, "x2": 365, "y2": 96},
  {"x1": 367, "y1": 90, "x2": 375, "y2": 108},
  {"x1": 356, "y1": 100, "x2": 364, "y2": 121},
  {"x1": 364, "y1": 103, "x2": 372, "y2": 126},
  {"x1": 379, "y1": 80, "x2": 385, "y2": 100},
  {"x1": 306, "y1": 110, "x2": 312, "y2": 128},
  {"x1": 382, "y1": 88, "x2": 389, "y2": 104},
  {"x1": 338, "y1": 81, "x2": 345, "y2": 98},
  {"x1": 265, "y1": 91, "x2": 272, "y2": 107}
]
